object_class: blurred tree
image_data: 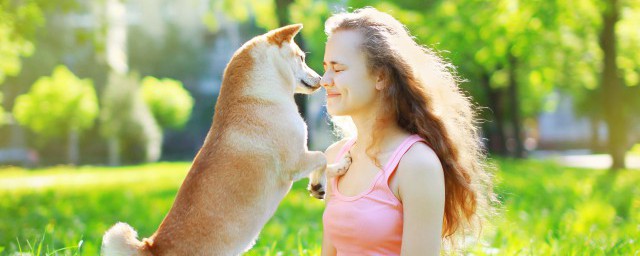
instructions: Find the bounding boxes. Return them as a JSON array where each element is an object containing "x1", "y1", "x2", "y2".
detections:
[
  {"x1": 0, "y1": 0, "x2": 44, "y2": 128},
  {"x1": 0, "y1": 1, "x2": 108, "y2": 164},
  {"x1": 552, "y1": 0, "x2": 639, "y2": 170},
  {"x1": 597, "y1": 0, "x2": 639, "y2": 170},
  {"x1": 141, "y1": 77, "x2": 194, "y2": 130},
  {"x1": 599, "y1": 0, "x2": 625, "y2": 169},
  {"x1": 0, "y1": 0, "x2": 44, "y2": 85},
  {"x1": 100, "y1": 0, "x2": 158, "y2": 165},
  {"x1": 127, "y1": 25, "x2": 210, "y2": 86},
  {"x1": 0, "y1": 96, "x2": 5, "y2": 126},
  {"x1": 12, "y1": 65, "x2": 99, "y2": 165},
  {"x1": 100, "y1": 72, "x2": 162, "y2": 165}
]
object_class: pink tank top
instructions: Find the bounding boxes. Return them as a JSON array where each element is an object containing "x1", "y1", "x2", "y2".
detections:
[{"x1": 323, "y1": 134, "x2": 426, "y2": 256}]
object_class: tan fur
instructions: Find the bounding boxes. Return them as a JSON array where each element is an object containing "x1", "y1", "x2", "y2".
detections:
[
  {"x1": 266, "y1": 25, "x2": 301, "y2": 46},
  {"x1": 102, "y1": 24, "x2": 350, "y2": 255}
]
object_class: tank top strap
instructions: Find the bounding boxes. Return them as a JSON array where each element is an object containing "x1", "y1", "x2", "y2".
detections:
[
  {"x1": 333, "y1": 138, "x2": 357, "y2": 163},
  {"x1": 382, "y1": 134, "x2": 426, "y2": 181}
]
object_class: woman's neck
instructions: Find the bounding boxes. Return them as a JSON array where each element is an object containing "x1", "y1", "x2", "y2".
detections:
[{"x1": 350, "y1": 111, "x2": 409, "y2": 158}]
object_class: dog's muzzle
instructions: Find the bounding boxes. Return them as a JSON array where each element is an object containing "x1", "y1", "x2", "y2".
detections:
[{"x1": 301, "y1": 77, "x2": 321, "y2": 90}]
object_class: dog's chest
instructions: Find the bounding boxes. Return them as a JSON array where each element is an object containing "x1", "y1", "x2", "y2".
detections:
[{"x1": 289, "y1": 113, "x2": 307, "y2": 137}]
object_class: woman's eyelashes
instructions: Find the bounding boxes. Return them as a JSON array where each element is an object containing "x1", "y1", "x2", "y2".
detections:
[
  {"x1": 330, "y1": 67, "x2": 344, "y2": 73},
  {"x1": 322, "y1": 63, "x2": 345, "y2": 74}
]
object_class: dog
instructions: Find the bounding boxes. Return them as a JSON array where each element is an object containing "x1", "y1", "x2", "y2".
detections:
[{"x1": 101, "y1": 24, "x2": 351, "y2": 255}]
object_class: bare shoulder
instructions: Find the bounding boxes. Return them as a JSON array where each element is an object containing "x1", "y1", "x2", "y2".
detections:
[
  {"x1": 396, "y1": 142, "x2": 445, "y2": 199},
  {"x1": 324, "y1": 138, "x2": 351, "y2": 163}
]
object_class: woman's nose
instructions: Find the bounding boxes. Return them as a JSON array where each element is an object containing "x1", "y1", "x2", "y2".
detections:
[{"x1": 320, "y1": 73, "x2": 332, "y2": 88}]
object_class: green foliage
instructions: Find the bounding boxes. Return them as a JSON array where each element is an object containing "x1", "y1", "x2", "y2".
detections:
[
  {"x1": 214, "y1": 0, "x2": 279, "y2": 30},
  {"x1": 617, "y1": 4, "x2": 640, "y2": 89},
  {"x1": 0, "y1": 160, "x2": 638, "y2": 255},
  {"x1": 141, "y1": 77, "x2": 194, "y2": 130},
  {"x1": 0, "y1": 0, "x2": 45, "y2": 84},
  {"x1": 0, "y1": 0, "x2": 43, "y2": 124},
  {"x1": 289, "y1": 0, "x2": 332, "y2": 73},
  {"x1": 630, "y1": 144, "x2": 640, "y2": 156},
  {"x1": 12, "y1": 65, "x2": 99, "y2": 139}
]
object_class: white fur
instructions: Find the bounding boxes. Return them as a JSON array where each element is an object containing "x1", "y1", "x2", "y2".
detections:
[{"x1": 102, "y1": 222, "x2": 141, "y2": 256}]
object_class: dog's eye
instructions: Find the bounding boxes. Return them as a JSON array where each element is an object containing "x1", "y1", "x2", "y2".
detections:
[{"x1": 300, "y1": 56, "x2": 305, "y2": 62}]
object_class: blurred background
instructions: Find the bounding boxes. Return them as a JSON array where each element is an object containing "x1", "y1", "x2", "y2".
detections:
[
  {"x1": 1, "y1": 0, "x2": 639, "y2": 169},
  {"x1": 0, "y1": 0, "x2": 638, "y2": 255}
]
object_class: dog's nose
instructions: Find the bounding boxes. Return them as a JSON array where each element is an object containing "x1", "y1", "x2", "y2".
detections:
[{"x1": 310, "y1": 75, "x2": 322, "y2": 89}]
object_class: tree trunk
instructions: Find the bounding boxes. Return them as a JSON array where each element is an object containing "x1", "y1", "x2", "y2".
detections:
[
  {"x1": 599, "y1": 0, "x2": 626, "y2": 170},
  {"x1": 105, "y1": 0, "x2": 128, "y2": 166},
  {"x1": 507, "y1": 52, "x2": 525, "y2": 158},
  {"x1": 480, "y1": 71, "x2": 508, "y2": 155},
  {"x1": 106, "y1": 0, "x2": 128, "y2": 74},
  {"x1": 108, "y1": 137, "x2": 120, "y2": 166},
  {"x1": 589, "y1": 115, "x2": 601, "y2": 153},
  {"x1": 68, "y1": 128, "x2": 79, "y2": 165}
]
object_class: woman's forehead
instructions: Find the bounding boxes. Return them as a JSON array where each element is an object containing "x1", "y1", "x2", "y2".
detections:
[
  {"x1": 325, "y1": 30, "x2": 365, "y2": 63},
  {"x1": 327, "y1": 30, "x2": 363, "y2": 50}
]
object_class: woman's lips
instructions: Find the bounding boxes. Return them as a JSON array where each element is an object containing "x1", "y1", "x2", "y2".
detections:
[{"x1": 326, "y1": 93, "x2": 341, "y2": 99}]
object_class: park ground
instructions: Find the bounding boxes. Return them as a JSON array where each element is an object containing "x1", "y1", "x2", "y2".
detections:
[{"x1": 0, "y1": 159, "x2": 638, "y2": 255}]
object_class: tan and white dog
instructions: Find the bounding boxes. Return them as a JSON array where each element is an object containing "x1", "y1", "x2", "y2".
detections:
[{"x1": 101, "y1": 24, "x2": 350, "y2": 255}]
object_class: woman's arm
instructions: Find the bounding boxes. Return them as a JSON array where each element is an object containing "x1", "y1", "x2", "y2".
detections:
[{"x1": 397, "y1": 142, "x2": 445, "y2": 255}]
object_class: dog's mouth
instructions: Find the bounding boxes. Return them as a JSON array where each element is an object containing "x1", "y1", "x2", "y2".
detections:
[
  {"x1": 300, "y1": 79, "x2": 320, "y2": 91},
  {"x1": 301, "y1": 79, "x2": 319, "y2": 89}
]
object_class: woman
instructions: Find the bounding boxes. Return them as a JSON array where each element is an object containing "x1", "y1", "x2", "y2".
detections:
[{"x1": 319, "y1": 7, "x2": 495, "y2": 255}]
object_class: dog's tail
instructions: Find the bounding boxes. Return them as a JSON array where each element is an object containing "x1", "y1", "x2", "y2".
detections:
[{"x1": 102, "y1": 222, "x2": 146, "y2": 256}]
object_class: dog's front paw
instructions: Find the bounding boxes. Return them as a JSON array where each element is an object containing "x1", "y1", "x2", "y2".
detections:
[
  {"x1": 308, "y1": 183, "x2": 325, "y2": 199},
  {"x1": 334, "y1": 151, "x2": 352, "y2": 176}
]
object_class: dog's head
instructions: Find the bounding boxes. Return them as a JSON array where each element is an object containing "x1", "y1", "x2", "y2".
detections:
[{"x1": 264, "y1": 24, "x2": 321, "y2": 94}]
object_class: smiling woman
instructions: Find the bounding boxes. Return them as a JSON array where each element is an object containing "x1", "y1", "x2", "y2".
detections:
[{"x1": 318, "y1": 7, "x2": 496, "y2": 255}]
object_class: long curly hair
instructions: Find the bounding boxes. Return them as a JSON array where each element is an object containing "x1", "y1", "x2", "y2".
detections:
[{"x1": 325, "y1": 7, "x2": 496, "y2": 248}]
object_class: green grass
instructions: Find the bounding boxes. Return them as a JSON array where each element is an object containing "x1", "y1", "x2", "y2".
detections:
[{"x1": 0, "y1": 160, "x2": 638, "y2": 255}]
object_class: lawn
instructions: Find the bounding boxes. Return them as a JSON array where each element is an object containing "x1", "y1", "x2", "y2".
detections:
[{"x1": 0, "y1": 159, "x2": 638, "y2": 255}]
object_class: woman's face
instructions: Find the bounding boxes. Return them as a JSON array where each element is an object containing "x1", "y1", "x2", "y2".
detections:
[{"x1": 321, "y1": 30, "x2": 380, "y2": 117}]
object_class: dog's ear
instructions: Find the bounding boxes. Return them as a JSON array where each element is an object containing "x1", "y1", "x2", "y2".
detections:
[{"x1": 266, "y1": 24, "x2": 303, "y2": 46}]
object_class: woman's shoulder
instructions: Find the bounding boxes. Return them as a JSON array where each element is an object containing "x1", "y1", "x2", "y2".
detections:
[
  {"x1": 402, "y1": 141, "x2": 440, "y2": 167},
  {"x1": 396, "y1": 141, "x2": 445, "y2": 195}
]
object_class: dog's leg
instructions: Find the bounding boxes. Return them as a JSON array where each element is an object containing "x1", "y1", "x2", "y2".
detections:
[
  {"x1": 308, "y1": 151, "x2": 351, "y2": 199},
  {"x1": 291, "y1": 151, "x2": 327, "y2": 182}
]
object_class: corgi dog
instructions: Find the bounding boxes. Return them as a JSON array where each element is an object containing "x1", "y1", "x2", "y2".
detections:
[{"x1": 101, "y1": 24, "x2": 350, "y2": 255}]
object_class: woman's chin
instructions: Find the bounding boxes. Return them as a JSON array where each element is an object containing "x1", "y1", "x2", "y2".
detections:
[{"x1": 326, "y1": 107, "x2": 346, "y2": 117}]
